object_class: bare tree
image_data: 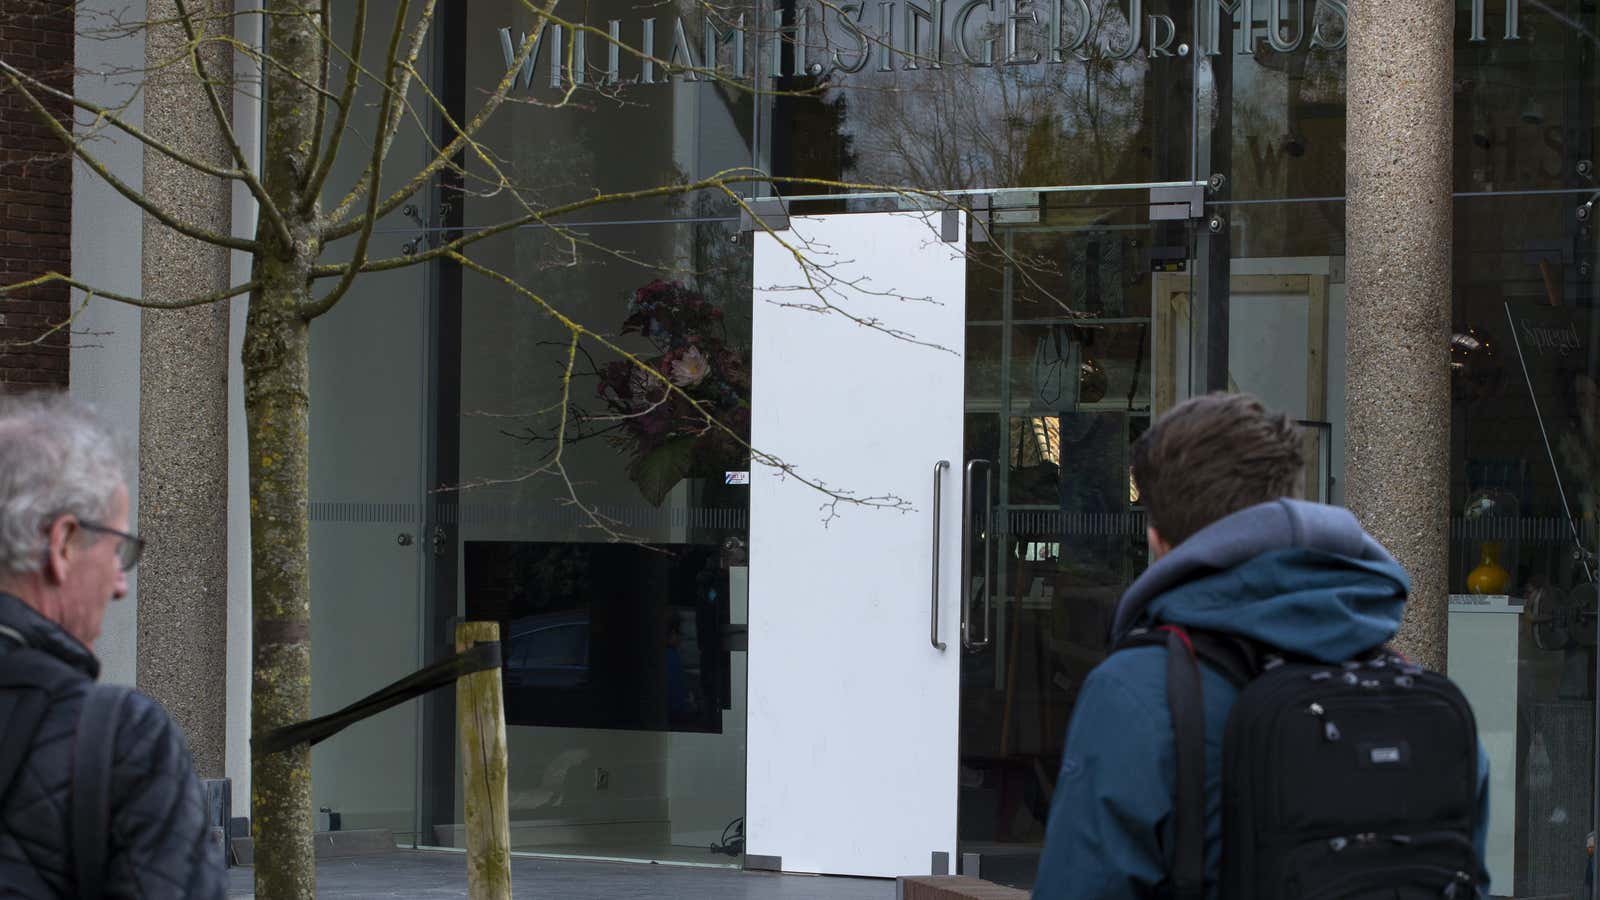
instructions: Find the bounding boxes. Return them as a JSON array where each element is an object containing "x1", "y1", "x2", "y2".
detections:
[{"x1": 0, "y1": 0, "x2": 1074, "y2": 894}]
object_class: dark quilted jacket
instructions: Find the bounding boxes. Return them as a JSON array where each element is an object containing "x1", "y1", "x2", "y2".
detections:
[{"x1": 0, "y1": 594, "x2": 225, "y2": 898}]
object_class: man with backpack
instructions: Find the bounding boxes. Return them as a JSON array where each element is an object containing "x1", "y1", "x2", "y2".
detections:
[
  {"x1": 1033, "y1": 392, "x2": 1490, "y2": 899},
  {"x1": 0, "y1": 392, "x2": 224, "y2": 898}
]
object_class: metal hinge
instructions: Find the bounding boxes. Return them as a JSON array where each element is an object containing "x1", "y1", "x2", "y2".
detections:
[
  {"x1": 738, "y1": 196, "x2": 790, "y2": 233},
  {"x1": 939, "y1": 208, "x2": 961, "y2": 243},
  {"x1": 1149, "y1": 184, "x2": 1205, "y2": 221},
  {"x1": 967, "y1": 194, "x2": 993, "y2": 243}
]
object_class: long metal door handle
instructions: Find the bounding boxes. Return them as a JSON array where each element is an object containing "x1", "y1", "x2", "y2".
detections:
[
  {"x1": 931, "y1": 460, "x2": 949, "y2": 651},
  {"x1": 979, "y1": 463, "x2": 994, "y2": 648},
  {"x1": 962, "y1": 459, "x2": 994, "y2": 650}
]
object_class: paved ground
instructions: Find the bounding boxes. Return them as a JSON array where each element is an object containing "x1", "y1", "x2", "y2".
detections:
[{"x1": 227, "y1": 850, "x2": 897, "y2": 899}]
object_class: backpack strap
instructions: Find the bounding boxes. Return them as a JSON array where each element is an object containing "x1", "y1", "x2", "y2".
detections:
[
  {"x1": 73, "y1": 684, "x2": 132, "y2": 900},
  {"x1": 1159, "y1": 625, "x2": 1207, "y2": 900},
  {"x1": 1117, "y1": 626, "x2": 1280, "y2": 688}
]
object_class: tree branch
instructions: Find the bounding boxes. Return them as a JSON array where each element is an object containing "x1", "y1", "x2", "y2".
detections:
[
  {"x1": 0, "y1": 59, "x2": 244, "y2": 180},
  {"x1": 319, "y1": 0, "x2": 557, "y2": 240},
  {"x1": 310, "y1": 170, "x2": 967, "y2": 279},
  {"x1": 320, "y1": 0, "x2": 441, "y2": 224},
  {"x1": 1, "y1": 272, "x2": 259, "y2": 310},
  {"x1": 1, "y1": 68, "x2": 259, "y2": 253},
  {"x1": 300, "y1": 0, "x2": 410, "y2": 320},
  {"x1": 171, "y1": 0, "x2": 295, "y2": 249},
  {"x1": 450, "y1": 251, "x2": 911, "y2": 517},
  {"x1": 300, "y1": 0, "x2": 367, "y2": 209},
  {"x1": 0, "y1": 289, "x2": 93, "y2": 349},
  {"x1": 445, "y1": 331, "x2": 643, "y2": 544},
  {"x1": 306, "y1": 0, "x2": 333, "y2": 185}
]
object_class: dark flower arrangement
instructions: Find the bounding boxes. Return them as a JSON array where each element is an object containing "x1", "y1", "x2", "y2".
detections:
[{"x1": 592, "y1": 280, "x2": 751, "y2": 505}]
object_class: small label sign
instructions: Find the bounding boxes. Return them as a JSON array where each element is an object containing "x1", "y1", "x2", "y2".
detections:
[
  {"x1": 725, "y1": 471, "x2": 750, "y2": 485},
  {"x1": 1370, "y1": 747, "x2": 1402, "y2": 764}
]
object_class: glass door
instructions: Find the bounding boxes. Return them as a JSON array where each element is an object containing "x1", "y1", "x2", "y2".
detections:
[
  {"x1": 956, "y1": 195, "x2": 1198, "y2": 887},
  {"x1": 745, "y1": 208, "x2": 969, "y2": 878}
]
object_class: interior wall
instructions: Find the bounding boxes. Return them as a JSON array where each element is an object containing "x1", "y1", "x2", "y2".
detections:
[
  {"x1": 307, "y1": 266, "x2": 428, "y2": 834},
  {"x1": 226, "y1": 0, "x2": 263, "y2": 815},
  {"x1": 70, "y1": 0, "x2": 147, "y2": 688},
  {"x1": 1226, "y1": 257, "x2": 1347, "y2": 505},
  {"x1": 306, "y1": 0, "x2": 435, "y2": 837}
]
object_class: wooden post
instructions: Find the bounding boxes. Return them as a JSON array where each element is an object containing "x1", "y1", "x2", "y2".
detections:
[{"x1": 457, "y1": 622, "x2": 512, "y2": 899}]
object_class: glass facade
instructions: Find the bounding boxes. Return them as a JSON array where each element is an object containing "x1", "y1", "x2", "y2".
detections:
[{"x1": 304, "y1": 0, "x2": 1600, "y2": 894}]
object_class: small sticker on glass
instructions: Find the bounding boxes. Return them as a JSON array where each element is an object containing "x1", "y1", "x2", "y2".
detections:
[{"x1": 725, "y1": 471, "x2": 750, "y2": 485}]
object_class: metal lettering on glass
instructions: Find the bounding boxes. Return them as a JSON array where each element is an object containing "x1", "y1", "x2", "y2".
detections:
[{"x1": 494, "y1": 0, "x2": 1522, "y2": 89}]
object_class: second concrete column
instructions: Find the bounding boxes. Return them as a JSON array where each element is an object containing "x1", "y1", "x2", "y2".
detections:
[
  {"x1": 137, "y1": 0, "x2": 234, "y2": 778},
  {"x1": 1345, "y1": 0, "x2": 1455, "y2": 671}
]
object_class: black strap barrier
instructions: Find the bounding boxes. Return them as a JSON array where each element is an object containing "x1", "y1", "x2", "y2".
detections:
[{"x1": 254, "y1": 641, "x2": 502, "y2": 756}]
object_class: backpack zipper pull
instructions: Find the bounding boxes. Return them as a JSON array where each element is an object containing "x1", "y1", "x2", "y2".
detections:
[{"x1": 1442, "y1": 871, "x2": 1474, "y2": 898}]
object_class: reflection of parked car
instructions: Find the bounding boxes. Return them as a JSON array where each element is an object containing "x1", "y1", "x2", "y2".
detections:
[{"x1": 503, "y1": 612, "x2": 589, "y2": 689}]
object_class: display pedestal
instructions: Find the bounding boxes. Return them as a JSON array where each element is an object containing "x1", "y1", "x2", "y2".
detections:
[
  {"x1": 1523, "y1": 701, "x2": 1594, "y2": 898},
  {"x1": 1447, "y1": 594, "x2": 1521, "y2": 897}
]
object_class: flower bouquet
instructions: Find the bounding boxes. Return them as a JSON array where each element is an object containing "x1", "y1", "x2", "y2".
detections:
[{"x1": 592, "y1": 280, "x2": 751, "y2": 506}]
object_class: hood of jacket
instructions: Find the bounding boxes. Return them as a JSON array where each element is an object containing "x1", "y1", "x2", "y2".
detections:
[{"x1": 1110, "y1": 498, "x2": 1411, "y2": 662}]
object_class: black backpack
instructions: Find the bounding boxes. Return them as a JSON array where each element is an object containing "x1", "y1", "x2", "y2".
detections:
[
  {"x1": 0, "y1": 647, "x2": 132, "y2": 900},
  {"x1": 1117, "y1": 625, "x2": 1486, "y2": 900}
]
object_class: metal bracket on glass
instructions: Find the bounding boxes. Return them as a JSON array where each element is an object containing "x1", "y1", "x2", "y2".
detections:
[
  {"x1": 967, "y1": 194, "x2": 993, "y2": 243},
  {"x1": 1149, "y1": 184, "x2": 1205, "y2": 221},
  {"x1": 939, "y1": 209, "x2": 961, "y2": 243},
  {"x1": 399, "y1": 199, "x2": 452, "y2": 256},
  {"x1": 1576, "y1": 191, "x2": 1600, "y2": 225},
  {"x1": 738, "y1": 196, "x2": 790, "y2": 234}
]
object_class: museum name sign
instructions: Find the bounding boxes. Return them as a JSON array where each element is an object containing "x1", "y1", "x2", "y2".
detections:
[{"x1": 496, "y1": 0, "x2": 1523, "y2": 88}]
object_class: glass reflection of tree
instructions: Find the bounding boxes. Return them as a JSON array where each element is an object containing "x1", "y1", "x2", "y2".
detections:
[
  {"x1": 1206, "y1": 0, "x2": 1347, "y2": 240},
  {"x1": 810, "y1": 0, "x2": 1148, "y2": 189}
]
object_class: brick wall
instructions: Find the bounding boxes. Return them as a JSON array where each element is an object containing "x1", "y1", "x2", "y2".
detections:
[{"x1": 0, "y1": 1, "x2": 73, "y2": 390}]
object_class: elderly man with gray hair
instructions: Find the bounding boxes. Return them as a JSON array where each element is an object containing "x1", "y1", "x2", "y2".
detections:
[{"x1": 0, "y1": 392, "x2": 224, "y2": 899}]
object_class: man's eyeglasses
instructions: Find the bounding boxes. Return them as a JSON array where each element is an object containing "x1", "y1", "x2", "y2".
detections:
[{"x1": 78, "y1": 522, "x2": 144, "y2": 572}]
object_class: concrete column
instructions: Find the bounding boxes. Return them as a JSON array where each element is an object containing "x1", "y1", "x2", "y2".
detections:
[
  {"x1": 1345, "y1": 0, "x2": 1454, "y2": 671},
  {"x1": 137, "y1": 0, "x2": 233, "y2": 777}
]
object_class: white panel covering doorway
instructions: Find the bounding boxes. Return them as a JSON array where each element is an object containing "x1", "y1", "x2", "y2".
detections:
[{"x1": 746, "y1": 211, "x2": 968, "y2": 879}]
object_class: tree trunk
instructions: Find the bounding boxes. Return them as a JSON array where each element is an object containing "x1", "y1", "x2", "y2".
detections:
[
  {"x1": 245, "y1": 286, "x2": 314, "y2": 900},
  {"x1": 249, "y1": 0, "x2": 322, "y2": 895}
]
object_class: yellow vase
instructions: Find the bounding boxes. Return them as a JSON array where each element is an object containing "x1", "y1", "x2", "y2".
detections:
[{"x1": 1467, "y1": 542, "x2": 1511, "y2": 595}]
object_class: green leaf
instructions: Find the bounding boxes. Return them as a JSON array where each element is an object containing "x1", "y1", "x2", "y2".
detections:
[{"x1": 627, "y1": 436, "x2": 699, "y2": 506}]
